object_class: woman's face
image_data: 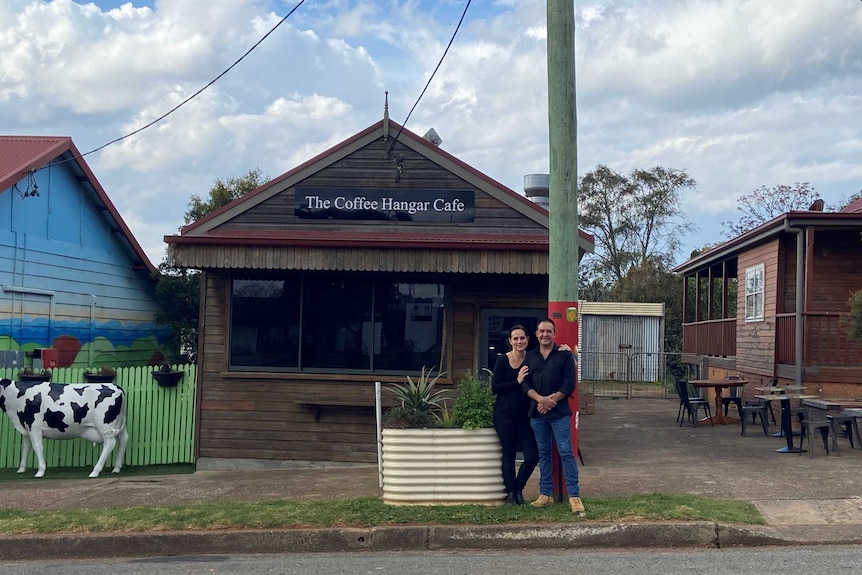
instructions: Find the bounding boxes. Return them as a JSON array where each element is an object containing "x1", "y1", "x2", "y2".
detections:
[{"x1": 509, "y1": 328, "x2": 529, "y2": 352}]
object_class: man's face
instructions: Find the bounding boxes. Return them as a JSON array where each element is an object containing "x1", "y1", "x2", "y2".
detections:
[{"x1": 536, "y1": 322, "x2": 555, "y2": 346}]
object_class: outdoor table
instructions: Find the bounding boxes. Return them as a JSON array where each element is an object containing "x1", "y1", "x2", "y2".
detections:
[
  {"x1": 802, "y1": 398, "x2": 862, "y2": 413},
  {"x1": 754, "y1": 386, "x2": 805, "y2": 437},
  {"x1": 756, "y1": 393, "x2": 820, "y2": 453},
  {"x1": 689, "y1": 379, "x2": 747, "y2": 425},
  {"x1": 754, "y1": 385, "x2": 805, "y2": 393}
]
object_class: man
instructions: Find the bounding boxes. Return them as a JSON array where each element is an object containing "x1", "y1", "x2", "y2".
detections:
[{"x1": 522, "y1": 318, "x2": 584, "y2": 516}]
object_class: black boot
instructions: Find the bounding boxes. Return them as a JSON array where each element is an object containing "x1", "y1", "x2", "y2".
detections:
[
  {"x1": 505, "y1": 491, "x2": 518, "y2": 505},
  {"x1": 514, "y1": 490, "x2": 525, "y2": 505}
]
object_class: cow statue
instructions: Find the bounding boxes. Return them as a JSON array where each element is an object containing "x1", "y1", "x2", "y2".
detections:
[{"x1": 0, "y1": 378, "x2": 129, "y2": 478}]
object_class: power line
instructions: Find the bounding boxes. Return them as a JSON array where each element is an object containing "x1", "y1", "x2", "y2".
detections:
[
  {"x1": 388, "y1": 0, "x2": 473, "y2": 156},
  {"x1": 43, "y1": 0, "x2": 307, "y2": 171}
]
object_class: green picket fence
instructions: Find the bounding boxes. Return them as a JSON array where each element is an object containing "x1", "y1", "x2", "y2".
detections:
[{"x1": 0, "y1": 364, "x2": 196, "y2": 471}]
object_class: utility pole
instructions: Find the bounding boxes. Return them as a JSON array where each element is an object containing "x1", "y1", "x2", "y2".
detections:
[{"x1": 546, "y1": 0, "x2": 580, "y2": 500}]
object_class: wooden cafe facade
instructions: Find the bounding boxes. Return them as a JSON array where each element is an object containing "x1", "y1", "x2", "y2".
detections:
[{"x1": 165, "y1": 115, "x2": 594, "y2": 467}]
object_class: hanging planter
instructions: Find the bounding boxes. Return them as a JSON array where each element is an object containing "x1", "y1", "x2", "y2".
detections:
[
  {"x1": 153, "y1": 369, "x2": 184, "y2": 388},
  {"x1": 16, "y1": 369, "x2": 52, "y2": 383},
  {"x1": 83, "y1": 367, "x2": 116, "y2": 383}
]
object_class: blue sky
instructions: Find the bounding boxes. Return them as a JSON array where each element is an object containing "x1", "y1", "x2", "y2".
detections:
[{"x1": 2, "y1": 0, "x2": 861, "y2": 267}]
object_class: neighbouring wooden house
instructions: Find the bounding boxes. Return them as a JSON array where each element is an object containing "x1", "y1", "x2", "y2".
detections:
[
  {"x1": 165, "y1": 112, "x2": 594, "y2": 468},
  {"x1": 673, "y1": 199, "x2": 862, "y2": 396},
  {"x1": 0, "y1": 136, "x2": 171, "y2": 368}
]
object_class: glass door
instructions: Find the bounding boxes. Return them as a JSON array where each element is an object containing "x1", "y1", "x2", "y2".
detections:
[{"x1": 479, "y1": 308, "x2": 546, "y2": 372}]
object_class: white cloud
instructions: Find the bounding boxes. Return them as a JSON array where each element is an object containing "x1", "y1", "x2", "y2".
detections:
[{"x1": 1, "y1": 0, "x2": 860, "y2": 265}]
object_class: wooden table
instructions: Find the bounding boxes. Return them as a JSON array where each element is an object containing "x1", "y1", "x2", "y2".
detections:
[
  {"x1": 689, "y1": 380, "x2": 748, "y2": 425},
  {"x1": 756, "y1": 393, "x2": 820, "y2": 453},
  {"x1": 754, "y1": 385, "x2": 805, "y2": 394},
  {"x1": 802, "y1": 398, "x2": 862, "y2": 412}
]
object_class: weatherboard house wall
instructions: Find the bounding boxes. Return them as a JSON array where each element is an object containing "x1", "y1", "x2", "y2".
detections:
[
  {"x1": 166, "y1": 118, "x2": 594, "y2": 468},
  {"x1": 0, "y1": 136, "x2": 170, "y2": 368}
]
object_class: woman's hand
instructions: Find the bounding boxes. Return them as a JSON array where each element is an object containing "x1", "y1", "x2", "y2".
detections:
[
  {"x1": 517, "y1": 365, "x2": 529, "y2": 384},
  {"x1": 557, "y1": 343, "x2": 572, "y2": 352}
]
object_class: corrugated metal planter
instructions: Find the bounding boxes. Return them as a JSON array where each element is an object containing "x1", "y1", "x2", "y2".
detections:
[{"x1": 382, "y1": 427, "x2": 505, "y2": 506}]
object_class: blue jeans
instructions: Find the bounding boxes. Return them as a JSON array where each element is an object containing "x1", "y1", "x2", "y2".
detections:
[{"x1": 530, "y1": 415, "x2": 579, "y2": 497}]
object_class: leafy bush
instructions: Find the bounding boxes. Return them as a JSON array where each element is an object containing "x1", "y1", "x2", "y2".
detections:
[
  {"x1": 453, "y1": 369, "x2": 495, "y2": 430},
  {"x1": 842, "y1": 289, "x2": 862, "y2": 343}
]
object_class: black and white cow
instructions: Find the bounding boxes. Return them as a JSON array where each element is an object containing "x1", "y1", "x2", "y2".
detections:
[{"x1": 0, "y1": 379, "x2": 129, "y2": 478}]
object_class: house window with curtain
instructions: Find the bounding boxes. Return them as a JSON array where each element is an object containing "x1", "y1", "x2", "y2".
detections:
[
  {"x1": 229, "y1": 274, "x2": 446, "y2": 373},
  {"x1": 744, "y1": 264, "x2": 764, "y2": 321}
]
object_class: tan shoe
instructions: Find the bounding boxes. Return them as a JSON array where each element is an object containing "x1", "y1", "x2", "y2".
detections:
[
  {"x1": 531, "y1": 494, "x2": 554, "y2": 508},
  {"x1": 569, "y1": 496, "x2": 586, "y2": 516}
]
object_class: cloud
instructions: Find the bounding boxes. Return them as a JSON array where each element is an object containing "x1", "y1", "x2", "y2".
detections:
[{"x1": 2, "y1": 0, "x2": 860, "y2": 265}]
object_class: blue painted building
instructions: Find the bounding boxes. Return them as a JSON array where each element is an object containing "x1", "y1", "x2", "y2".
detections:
[{"x1": 0, "y1": 136, "x2": 170, "y2": 368}]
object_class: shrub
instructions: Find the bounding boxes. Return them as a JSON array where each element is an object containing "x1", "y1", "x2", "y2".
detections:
[
  {"x1": 842, "y1": 289, "x2": 862, "y2": 343},
  {"x1": 453, "y1": 369, "x2": 495, "y2": 430}
]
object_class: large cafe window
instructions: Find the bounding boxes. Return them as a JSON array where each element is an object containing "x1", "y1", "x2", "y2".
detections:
[{"x1": 229, "y1": 275, "x2": 445, "y2": 373}]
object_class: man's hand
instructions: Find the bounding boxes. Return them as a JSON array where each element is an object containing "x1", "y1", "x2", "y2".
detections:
[{"x1": 536, "y1": 394, "x2": 557, "y2": 414}]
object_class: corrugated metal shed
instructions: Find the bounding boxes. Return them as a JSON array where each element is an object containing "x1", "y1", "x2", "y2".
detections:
[{"x1": 578, "y1": 302, "x2": 665, "y2": 383}]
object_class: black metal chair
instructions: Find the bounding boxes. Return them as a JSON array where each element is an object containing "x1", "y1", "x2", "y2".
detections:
[
  {"x1": 739, "y1": 400, "x2": 770, "y2": 436},
  {"x1": 721, "y1": 377, "x2": 744, "y2": 416},
  {"x1": 745, "y1": 377, "x2": 778, "y2": 424},
  {"x1": 798, "y1": 409, "x2": 836, "y2": 458},
  {"x1": 675, "y1": 379, "x2": 712, "y2": 427},
  {"x1": 827, "y1": 410, "x2": 862, "y2": 450}
]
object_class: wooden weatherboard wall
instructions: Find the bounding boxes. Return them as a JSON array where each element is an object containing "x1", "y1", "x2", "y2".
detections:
[
  {"x1": 735, "y1": 239, "x2": 778, "y2": 378},
  {"x1": 0, "y1": 365, "x2": 195, "y2": 471},
  {"x1": 168, "y1": 119, "x2": 593, "y2": 467}
]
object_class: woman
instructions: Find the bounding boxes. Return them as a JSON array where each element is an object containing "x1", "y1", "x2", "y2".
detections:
[{"x1": 491, "y1": 324, "x2": 539, "y2": 505}]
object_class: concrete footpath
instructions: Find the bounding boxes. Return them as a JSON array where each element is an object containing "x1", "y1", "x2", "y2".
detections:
[{"x1": 0, "y1": 397, "x2": 861, "y2": 559}]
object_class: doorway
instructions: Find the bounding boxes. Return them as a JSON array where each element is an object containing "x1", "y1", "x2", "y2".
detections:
[{"x1": 479, "y1": 308, "x2": 546, "y2": 372}]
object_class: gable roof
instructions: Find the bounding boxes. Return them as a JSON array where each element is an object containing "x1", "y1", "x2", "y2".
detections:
[
  {"x1": 673, "y1": 209, "x2": 862, "y2": 275},
  {"x1": 169, "y1": 120, "x2": 594, "y2": 253},
  {"x1": 0, "y1": 136, "x2": 155, "y2": 272}
]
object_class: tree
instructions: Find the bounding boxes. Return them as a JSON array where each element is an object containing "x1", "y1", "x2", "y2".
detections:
[
  {"x1": 578, "y1": 165, "x2": 697, "y2": 285},
  {"x1": 154, "y1": 168, "x2": 270, "y2": 363},
  {"x1": 184, "y1": 168, "x2": 268, "y2": 224},
  {"x1": 722, "y1": 182, "x2": 822, "y2": 237},
  {"x1": 839, "y1": 189, "x2": 862, "y2": 211},
  {"x1": 842, "y1": 289, "x2": 862, "y2": 343}
]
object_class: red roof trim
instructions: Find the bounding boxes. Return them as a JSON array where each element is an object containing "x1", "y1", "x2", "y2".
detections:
[{"x1": 166, "y1": 230, "x2": 551, "y2": 251}]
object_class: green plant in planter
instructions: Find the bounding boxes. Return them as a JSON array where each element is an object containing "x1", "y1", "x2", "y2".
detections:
[
  {"x1": 84, "y1": 366, "x2": 117, "y2": 376},
  {"x1": 453, "y1": 369, "x2": 495, "y2": 430},
  {"x1": 383, "y1": 365, "x2": 447, "y2": 429}
]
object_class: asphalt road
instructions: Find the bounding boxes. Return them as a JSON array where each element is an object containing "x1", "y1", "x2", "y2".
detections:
[{"x1": 2, "y1": 547, "x2": 862, "y2": 575}]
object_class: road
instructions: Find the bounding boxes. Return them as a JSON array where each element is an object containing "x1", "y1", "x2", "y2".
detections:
[{"x1": 2, "y1": 547, "x2": 861, "y2": 574}]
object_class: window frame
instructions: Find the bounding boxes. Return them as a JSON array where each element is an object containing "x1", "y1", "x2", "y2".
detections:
[
  {"x1": 744, "y1": 264, "x2": 765, "y2": 322},
  {"x1": 227, "y1": 272, "x2": 448, "y2": 375}
]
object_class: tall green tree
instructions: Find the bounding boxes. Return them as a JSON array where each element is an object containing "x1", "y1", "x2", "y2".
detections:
[
  {"x1": 722, "y1": 182, "x2": 822, "y2": 237},
  {"x1": 578, "y1": 165, "x2": 697, "y2": 285},
  {"x1": 154, "y1": 168, "x2": 269, "y2": 363}
]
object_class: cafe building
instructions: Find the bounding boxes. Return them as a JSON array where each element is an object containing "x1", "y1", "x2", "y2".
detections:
[{"x1": 165, "y1": 112, "x2": 594, "y2": 468}]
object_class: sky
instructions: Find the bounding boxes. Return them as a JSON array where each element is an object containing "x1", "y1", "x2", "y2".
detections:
[{"x1": 2, "y1": 0, "x2": 861, "y2": 268}]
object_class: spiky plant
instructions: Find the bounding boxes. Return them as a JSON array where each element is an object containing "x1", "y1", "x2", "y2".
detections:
[{"x1": 383, "y1": 365, "x2": 448, "y2": 428}]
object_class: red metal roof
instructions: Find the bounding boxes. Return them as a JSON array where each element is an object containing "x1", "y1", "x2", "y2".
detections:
[{"x1": 0, "y1": 135, "x2": 155, "y2": 272}]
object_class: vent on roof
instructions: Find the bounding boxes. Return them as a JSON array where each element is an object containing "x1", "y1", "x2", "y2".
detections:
[
  {"x1": 423, "y1": 128, "x2": 442, "y2": 146},
  {"x1": 524, "y1": 174, "x2": 550, "y2": 210}
]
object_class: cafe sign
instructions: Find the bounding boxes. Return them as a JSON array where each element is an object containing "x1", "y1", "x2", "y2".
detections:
[{"x1": 295, "y1": 187, "x2": 475, "y2": 223}]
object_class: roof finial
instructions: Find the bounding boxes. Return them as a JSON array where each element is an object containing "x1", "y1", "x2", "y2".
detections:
[{"x1": 383, "y1": 91, "x2": 390, "y2": 140}]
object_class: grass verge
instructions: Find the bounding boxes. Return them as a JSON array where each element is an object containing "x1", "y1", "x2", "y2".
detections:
[{"x1": 0, "y1": 494, "x2": 763, "y2": 535}]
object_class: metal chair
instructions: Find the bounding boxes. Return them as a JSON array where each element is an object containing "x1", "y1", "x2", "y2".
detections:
[
  {"x1": 675, "y1": 379, "x2": 712, "y2": 427},
  {"x1": 739, "y1": 400, "x2": 769, "y2": 436},
  {"x1": 721, "y1": 376, "x2": 744, "y2": 416},
  {"x1": 798, "y1": 410, "x2": 836, "y2": 458},
  {"x1": 827, "y1": 410, "x2": 862, "y2": 450}
]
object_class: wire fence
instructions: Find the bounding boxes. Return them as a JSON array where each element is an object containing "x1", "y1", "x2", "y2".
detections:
[{"x1": 579, "y1": 351, "x2": 687, "y2": 399}]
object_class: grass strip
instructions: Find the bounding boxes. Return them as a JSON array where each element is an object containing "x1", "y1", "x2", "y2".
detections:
[{"x1": 0, "y1": 494, "x2": 763, "y2": 535}]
